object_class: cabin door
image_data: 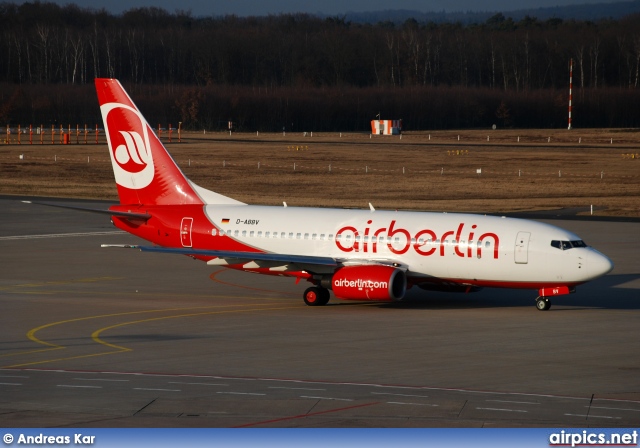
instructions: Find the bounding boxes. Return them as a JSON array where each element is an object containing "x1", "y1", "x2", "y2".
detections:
[
  {"x1": 514, "y1": 231, "x2": 531, "y2": 264},
  {"x1": 180, "y1": 217, "x2": 193, "y2": 247}
]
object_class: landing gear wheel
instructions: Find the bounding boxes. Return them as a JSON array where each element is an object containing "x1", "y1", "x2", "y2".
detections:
[
  {"x1": 303, "y1": 287, "x2": 330, "y2": 306},
  {"x1": 536, "y1": 297, "x2": 551, "y2": 311},
  {"x1": 319, "y1": 288, "x2": 330, "y2": 305}
]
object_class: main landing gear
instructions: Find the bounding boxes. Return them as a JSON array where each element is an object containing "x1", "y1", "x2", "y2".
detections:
[
  {"x1": 535, "y1": 297, "x2": 551, "y2": 311},
  {"x1": 303, "y1": 286, "x2": 330, "y2": 306}
]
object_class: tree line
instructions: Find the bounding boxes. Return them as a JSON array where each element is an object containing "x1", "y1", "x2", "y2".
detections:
[{"x1": 1, "y1": 2, "x2": 640, "y2": 130}]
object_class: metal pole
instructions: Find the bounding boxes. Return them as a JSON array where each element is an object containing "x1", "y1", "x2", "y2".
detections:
[{"x1": 568, "y1": 58, "x2": 573, "y2": 130}]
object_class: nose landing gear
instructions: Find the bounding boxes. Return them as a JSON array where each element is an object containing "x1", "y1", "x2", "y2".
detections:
[{"x1": 535, "y1": 297, "x2": 551, "y2": 311}]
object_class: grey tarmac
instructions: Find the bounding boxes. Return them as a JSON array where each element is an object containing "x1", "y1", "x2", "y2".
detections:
[{"x1": 1, "y1": 198, "x2": 639, "y2": 427}]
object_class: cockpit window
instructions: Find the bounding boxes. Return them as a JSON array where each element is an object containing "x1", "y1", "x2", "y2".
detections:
[{"x1": 551, "y1": 240, "x2": 588, "y2": 250}]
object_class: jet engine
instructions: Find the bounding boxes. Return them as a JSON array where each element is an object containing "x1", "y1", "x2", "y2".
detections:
[{"x1": 327, "y1": 265, "x2": 407, "y2": 301}]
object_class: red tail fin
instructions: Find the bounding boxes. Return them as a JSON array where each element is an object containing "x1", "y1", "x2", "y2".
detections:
[{"x1": 96, "y1": 78, "x2": 203, "y2": 206}]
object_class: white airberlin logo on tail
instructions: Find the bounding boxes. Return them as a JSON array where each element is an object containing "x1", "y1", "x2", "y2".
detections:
[
  {"x1": 114, "y1": 131, "x2": 148, "y2": 167},
  {"x1": 101, "y1": 102, "x2": 155, "y2": 190}
]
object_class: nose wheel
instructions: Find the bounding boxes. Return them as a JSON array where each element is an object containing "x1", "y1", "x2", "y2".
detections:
[
  {"x1": 303, "y1": 287, "x2": 330, "y2": 306},
  {"x1": 535, "y1": 297, "x2": 551, "y2": 311}
]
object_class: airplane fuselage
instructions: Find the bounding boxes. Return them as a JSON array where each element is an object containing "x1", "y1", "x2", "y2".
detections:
[{"x1": 112, "y1": 204, "x2": 612, "y2": 291}]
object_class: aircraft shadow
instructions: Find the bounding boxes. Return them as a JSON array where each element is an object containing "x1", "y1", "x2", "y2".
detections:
[{"x1": 374, "y1": 273, "x2": 640, "y2": 311}]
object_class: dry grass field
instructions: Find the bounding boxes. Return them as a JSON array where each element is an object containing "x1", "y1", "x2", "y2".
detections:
[{"x1": 1, "y1": 128, "x2": 639, "y2": 217}]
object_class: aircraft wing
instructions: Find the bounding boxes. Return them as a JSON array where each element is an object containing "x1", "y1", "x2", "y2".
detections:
[
  {"x1": 101, "y1": 244, "x2": 407, "y2": 271},
  {"x1": 102, "y1": 244, "x2": 338, "y2": 266}
]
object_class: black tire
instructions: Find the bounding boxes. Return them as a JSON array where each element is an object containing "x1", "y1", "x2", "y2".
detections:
[
  {"x1": 302, "y1": 286, "x2": 322, "y2": 306},
  {"x1": 318, "y1": 288, "x2": 331, "y2": 306},
  {"x1": 304, "y1": 287, "x2": 329, "y2": 306},
  {"x1": 536, "y1": 297, "x2": 551, "y2": 311}
]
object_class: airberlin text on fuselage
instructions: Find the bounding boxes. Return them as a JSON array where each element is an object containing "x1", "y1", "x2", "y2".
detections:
[{"x1": 335, "y1": 220, "x2": 500, "y2": 259}]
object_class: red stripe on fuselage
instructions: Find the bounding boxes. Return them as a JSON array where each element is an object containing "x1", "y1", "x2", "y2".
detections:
[{"x1": 411, "y1": 276, "x2": 583, "y2": 291}]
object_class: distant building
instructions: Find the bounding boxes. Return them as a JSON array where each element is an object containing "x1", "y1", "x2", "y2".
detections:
[{"x1": 371, "y1": 119, "x2": 402, "y2": 135}]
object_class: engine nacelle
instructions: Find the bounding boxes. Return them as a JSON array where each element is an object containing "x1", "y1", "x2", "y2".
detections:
[{"x1": 330, "y1": 265, "x2": 407, "y2": 301}]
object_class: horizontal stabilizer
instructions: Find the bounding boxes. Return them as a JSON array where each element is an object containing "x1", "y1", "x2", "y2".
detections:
[{"x1": 23, "y1": 201, "x2": 151, "y2": 221}]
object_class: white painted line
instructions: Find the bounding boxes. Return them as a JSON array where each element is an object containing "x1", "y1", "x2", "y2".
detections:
[
  {"x1": 0, "y1": 382, "x2": 22, "y2": 386},
  {"x1": 17, "y1": 367, "x2": 625, "y2": 405},
  {"x1": 387, "y1": 401, "x2": 438, "y2": 407},
  {"x1": 371, "y1": 384, "x2": 432, "y2": 390},
  {"x1": 133, "y1": 388, "x2": 181, "y2": 392},
  {"x1": 300, "y1": 396, "x2": 353, "y2": 402},
  {"x1": 73, "y1": 378, "x2": 129, "y2": 382},
  {"x1": 487, "y1": 399, "x2": 540, "y2": 405},
  {"x1": 168, "y1": 382, "x2": 229, "y2": 387},
  {"x1": 476, "y1": 407, "x2": 528, "y2": 413},
  {"x1": 564, "y1": 413, "x2": 621, "y2": 419},
  {"x1": 0, "y1": 231, "x2": 125, "y2": 241},
  {"x1": 269, "y1": 386, "x2": 326, "y2": 391},
  {"x1": 587, "y1": 405, "x2": 640, "y2": 412},
  {"x1": 217, "y1": 392, "x2": 265, "y2": 396},
  {"x1": 57, "y1": 385, "x2": 102, "y2": 389},
  {"x1": 372, "y1": 392, "x2": 430, "y2": 399}
]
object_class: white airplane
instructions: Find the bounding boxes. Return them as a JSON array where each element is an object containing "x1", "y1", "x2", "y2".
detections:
[{"x1": 93, "y1": 78, "x2": 613, "y2": 311}]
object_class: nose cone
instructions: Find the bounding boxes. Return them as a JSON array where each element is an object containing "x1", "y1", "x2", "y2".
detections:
[{"x1": 587, "y1": 249, "x2": 614, "y2": 279}]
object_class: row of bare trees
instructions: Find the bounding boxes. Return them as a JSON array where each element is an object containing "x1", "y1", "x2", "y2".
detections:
[
  {"x1": 1, "y1": 2, "x2": 640, "y2": 130},
  {"x1": 2, "y1": 3, "x2": 640, "y2": 89}
]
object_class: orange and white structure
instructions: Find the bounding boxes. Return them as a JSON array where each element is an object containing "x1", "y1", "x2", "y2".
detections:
[{"x1": 371, "y1": 119, "x2": 402, "y2": 135}]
